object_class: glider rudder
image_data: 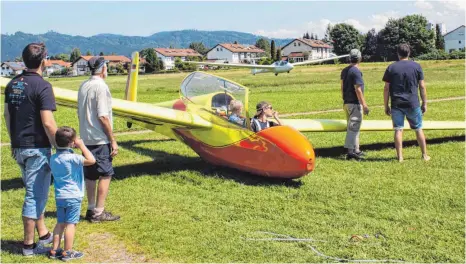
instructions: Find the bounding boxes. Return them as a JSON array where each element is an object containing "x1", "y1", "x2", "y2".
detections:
[{"x1": 124, "y1": 51, "x2": 140, "y2": 128}]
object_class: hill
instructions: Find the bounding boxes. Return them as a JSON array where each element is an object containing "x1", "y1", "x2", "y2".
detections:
[{"x1": 1, "y1": 30, "x2": 292, "y2": 60}]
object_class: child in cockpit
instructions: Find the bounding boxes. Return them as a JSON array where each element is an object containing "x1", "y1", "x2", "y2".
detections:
[{"x1": 228, "y1": 100, "x2": 245, "y2": 126}]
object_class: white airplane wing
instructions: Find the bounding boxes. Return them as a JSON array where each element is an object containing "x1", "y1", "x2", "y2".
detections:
[
  {"x1": 291, "y1": 55, "x2": 349, "y2": 66},
  {"x1": 185, "y1": 61, "x2": 276, "y2": 69}
]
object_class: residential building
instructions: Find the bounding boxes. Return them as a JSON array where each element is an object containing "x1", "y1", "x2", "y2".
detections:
[
  {"x1": 206, "y1": 44, "x2": 264, "y2": 64},
  {"x1": 71, "y1": 55, "x2": 131, "y2": 75},
  {"x1": 444, "y1": 25, "x2": 465, "y2": 53},
  {"x1": 44, "y1": 60, "x2": 71, "y2": 76},
  {"x1": 154, "y1": 48, "x2": 202, "y2": 70},
  {"x1": 426, "y1": 21, "x2": 435, "y2": 31},
  {"x1": 438, "y1": 23, "x2": 447, "y2": 35},
  {"x1": 281, "y1": 39, "x2": 332, "y2": 62},
  {"x1": 0, "y1": 61, "x2": 26, "y2": 76}
]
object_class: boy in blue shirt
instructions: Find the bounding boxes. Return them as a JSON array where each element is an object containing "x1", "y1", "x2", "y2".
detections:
[{"x1": 49, "y1": 127, "x2": 96, "y2": 260}]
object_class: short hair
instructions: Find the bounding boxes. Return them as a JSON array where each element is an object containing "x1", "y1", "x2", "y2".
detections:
[
  {"x1": 397, "y1": 43, "x2": 411, "y2": 58},
  {"x1": 22, "y1": 43, "x2": 47, "y2": 69},
  {"x1": 229, "y1": 100, "x2": 243, "y2": 112},
  {"x1": 93, "y1": 63, "x2": 106, "y2": 75},
  {"x1": 55, "y1": 126, "x2": 77, "y2": 148}
]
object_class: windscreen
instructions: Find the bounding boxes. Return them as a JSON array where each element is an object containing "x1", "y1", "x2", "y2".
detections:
[{"x1": 180, "y1": 72, "x2": 248, "y2": 121}]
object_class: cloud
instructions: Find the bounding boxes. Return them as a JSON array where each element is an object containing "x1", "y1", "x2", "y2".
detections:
[
  {"x1": 415, "y1": 0, "x2": 433, "y2": 10},
  {"x1": 254, "y1": 29, "x2": 300, "y2": 39}
]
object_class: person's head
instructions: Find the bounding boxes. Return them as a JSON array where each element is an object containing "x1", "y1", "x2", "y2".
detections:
[
  {"x1": 397, "y1": 43, "x2": 411, "y2": 59},
  {"x1": 22, "y1": 43, "x2": 47, "y2": 71},
  {"x1": 229, "y1": 100, "x2": 243, "y2": 114},
  {"x1": 55, "y1": 126, "x2": 77, "y2": 148},
  {"x1": 88, "y1": 56, "x2": 108, "y2": 78},
  {"x1": 349, "y1": 49, "x2": 361, "y2": 64},
  {"x1": 255, "y1": 101, "x2": 274, "y2": 118}
]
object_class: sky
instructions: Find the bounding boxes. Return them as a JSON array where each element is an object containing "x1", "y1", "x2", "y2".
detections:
[{"x1": 1, "y1": 1, "x2": 465, "y2": 38}]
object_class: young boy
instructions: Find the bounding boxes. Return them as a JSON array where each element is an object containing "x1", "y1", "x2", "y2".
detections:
[{"x1": 49, "y1": 126, "x2": 96, "y2": 260}]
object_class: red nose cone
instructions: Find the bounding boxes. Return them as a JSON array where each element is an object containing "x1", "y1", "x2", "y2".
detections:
[{"x1": 257, "y1": 126, "x2": 315, "y2": 176}]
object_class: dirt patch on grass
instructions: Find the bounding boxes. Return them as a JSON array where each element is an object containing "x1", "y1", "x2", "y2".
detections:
[{"x1": 84, "y1": 232, "x2": 157, "y2": 263}]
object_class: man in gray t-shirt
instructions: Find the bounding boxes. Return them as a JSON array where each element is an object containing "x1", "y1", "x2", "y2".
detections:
[{"x1": 77, "y1": 56, "x2": 120, "y2": 223}]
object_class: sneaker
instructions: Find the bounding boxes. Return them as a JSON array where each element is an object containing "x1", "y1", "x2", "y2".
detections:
[
  {"x1": 38, "y1": 232, "x2": 54, "y2": 245},
  {"x1": 346, "y1": 152, "x2": 363, "y2": 161},
  {"x1": 48, "y1": 249, "x2": 64, "y2": 259},
  {"x1": 85, "y1": 210, "x2": 94, "y2": 221},
  {"x1": 61, "y1": 250, "x2": 84, "y2": 261},
  {"x1": 90, "y1": 210, "x2": 120, "y2": 223},
  {"x1": 22, "y1": 243, "x2": 51, "y2": 257},
  {"x1": 355, "y1": 151, "x2": 366, "y2": 157}
]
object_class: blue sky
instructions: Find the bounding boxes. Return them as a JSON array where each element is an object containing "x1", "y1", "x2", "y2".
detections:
[{"x1": 1, "y1": 1, "x2": 464, "y2": 38}]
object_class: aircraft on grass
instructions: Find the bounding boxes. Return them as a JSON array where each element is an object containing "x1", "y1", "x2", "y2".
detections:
[
  {"x1": 186, "y1": 54, "x2": 349, "y2": 76},
  {"x1": 1, "y1": 52, "x2": 463, "y2": 179}
]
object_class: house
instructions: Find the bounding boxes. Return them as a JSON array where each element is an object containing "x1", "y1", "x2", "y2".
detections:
[
  {"x1": 71, "y1": 55, "x2": 131, "y2": 75},
  {"x1": 444, "y1": 25, "x2": 465, "y2": 53},
  {"x1": 206, "y1": 44, "x2": 264, "y2": 64},
  {"x1": 281, "y1": 39, "x2": 333, "y2": 62},
  {"x1": 154, "y1": 48, "x2": 202, "y2": 70},
  {"x1": 0, "y1": 62, "x2": 26, "y2": 76},
  {"x1": 44, "y1": 60, "x2": 71, "y2": 76}
]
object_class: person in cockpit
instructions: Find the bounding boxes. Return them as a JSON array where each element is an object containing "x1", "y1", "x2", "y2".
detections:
[
  {"x1": 228, "y1": 100, "x2": 245, "y2": 126},
  {"x1": 250, "y1": 101, "x2": 283, "y2": 132}
]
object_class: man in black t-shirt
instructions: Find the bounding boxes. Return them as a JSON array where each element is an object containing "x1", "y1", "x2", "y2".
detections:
[
  {"x1": 382, "y1": 43, "x2": 430, "y2": 162},
  {"x1": 340, "y1": 49, "x2": 370, "y2": 161},
  {"x1": 4, "y1": 43, "x2": 57, "y2": 256}
]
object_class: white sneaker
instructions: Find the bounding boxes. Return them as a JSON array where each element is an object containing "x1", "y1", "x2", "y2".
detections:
[
  {"x1": 22, "y1": 243, "x2": 51, "y2": 257},
  {"x1": 37, "y1": 232, "x2": 54, "y2": 245}
]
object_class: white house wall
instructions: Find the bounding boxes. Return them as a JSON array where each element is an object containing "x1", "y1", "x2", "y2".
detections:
[
  {"x1": 73, "y1": 58, "x2": 89, "y2": 76},
  {"x1": 281, "y1": 40, "x2": 330, "y2": 60},
  {"x1": 444, "y1": 26, "x2": 465, "y2": 52},
  {"x1": 207, "y1": 45, "x2": 235, "y2": 63},
  {"x1": 0, "y1": 65, "x2": 14, "y2": 76}
]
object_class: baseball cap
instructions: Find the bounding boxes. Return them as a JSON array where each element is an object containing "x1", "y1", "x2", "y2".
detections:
[
  {"x1": 88, "y1": 56, "x2": 106, "y2": 73},
  {"x1": 349, "y1": 49, "x2": 361, "y2": 61}
]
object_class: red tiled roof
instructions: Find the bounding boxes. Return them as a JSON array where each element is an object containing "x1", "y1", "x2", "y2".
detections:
[
  {"x1": 1, "y1": 61, "x2": 26, "y2": 71},
  {"x1": 154, "y1": 48, "x2": 202, "y2": 57},
  {"x1": 44, "y1": 60, "x2": 71, "y2": 67},
  {"x1": 283, "y1": 38, "x2": 332, "y2": 50},
  {"x1": 218, "y1": 43, "x2": 264, "y2": 53},
  {"x1": 79, "y1": 55, "x2": 131, "y2": 63},
  {"x1": 288, "y1": 52, "x2": 304, "y2": 57}
]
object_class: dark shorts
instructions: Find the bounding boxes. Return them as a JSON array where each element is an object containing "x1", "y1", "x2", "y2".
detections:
[
  {"x1": 391, "y1": 107, "x2": 423, "y2": 130},
  {"x1": 84, "y1": 144, "x2": 114, "y2": 181}
]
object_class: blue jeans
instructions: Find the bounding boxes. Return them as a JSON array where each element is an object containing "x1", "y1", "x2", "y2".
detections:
[
  {"x1": 14, "y1": 148, "x2": 52, "y2": 219},
  {"x1": 391, "y1": 107, "x2": 423, "y2": 130},
  {"x1": 56, "y1": 198, "x2": 82, "y2": 224}
]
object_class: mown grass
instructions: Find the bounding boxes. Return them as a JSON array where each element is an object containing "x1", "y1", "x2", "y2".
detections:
[{"x1": 1, "y1": 60, "x2": 464, "y2": 263}]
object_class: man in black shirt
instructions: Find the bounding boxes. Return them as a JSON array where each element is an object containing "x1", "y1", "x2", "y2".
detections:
[
  {"x1": 340, "y1": 49, "x2": 370, "y2": 160},
  {"x1": 4, "y1": 43, "x2": 57, "y2": 256},
  {"x1": 383, "y1": 43, "x2": 430, "y2": 162}
]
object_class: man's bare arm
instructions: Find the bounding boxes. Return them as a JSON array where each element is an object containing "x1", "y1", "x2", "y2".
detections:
[
  {"x1": 384, "y1": 82, "x2": 391, "y2": 116},
  {"x1": 419, "y1": 80, "x2": 427, "y2": 113},
  {"x1": 98, "y1": 115, "x2": 118, "y2": 156},
  {"x1": 3, "y1": 103, "x2": 11, "y2": 139},
  {"x1": 40, "y1": 110, "x2": 57, "y2": 147}
]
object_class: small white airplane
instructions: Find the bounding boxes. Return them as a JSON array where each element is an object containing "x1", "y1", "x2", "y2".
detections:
[{"x1": 186, "y1": 54, "x2": 349, "y2": 76}]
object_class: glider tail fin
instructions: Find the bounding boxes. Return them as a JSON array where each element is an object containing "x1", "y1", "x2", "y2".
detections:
[{"x1": 124, "y1": 51, "x2": 140, "y2": 128}]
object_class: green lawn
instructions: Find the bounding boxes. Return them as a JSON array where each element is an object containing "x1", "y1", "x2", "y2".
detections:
[{"x1": 1, "y1": 60, "x2": 464, "y2": 262}]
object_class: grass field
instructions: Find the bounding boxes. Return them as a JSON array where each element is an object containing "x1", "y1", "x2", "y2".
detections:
[{"x1": 1, "y1": 60, "x2": 464, "y2": 262}]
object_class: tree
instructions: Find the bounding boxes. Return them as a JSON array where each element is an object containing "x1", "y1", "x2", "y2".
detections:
[
  {"x1": 276, "y1": 47, "x2": 281, "y2": 61},
  {"x1": 115, "y1": 63, "x2": 125, "y2": 74},
  {"x1": 435, "y1": 24, "x2": 445, "y2": 50},
  {"x1": 323, "y1": 23, "x2": 333, "y2": 43},
  {"x1": 329, "y1": 23, "x2": 362, "y2": 55},
  {"x1": 270, "y1": 40, "x2": 276, "y2": 61},
  {"x1": 255, "y1": 38, "x2": 271, "y2": 58},
  {"x1": 99, "y1": 51, "x2": 104, "y2": 56},
  {"x1": 305, "y1": 32, "x2": 310, "y2": 39},
  {"x1": 86, "y1": 50, "x2": 92, "y2": 56},
  {"x1": 315, "y1": 34, "x2": 319, "y2": 40},
  {"x1": 189, "y1": 42, "x2": 208, "y2": 55},
  {"x1": 378, "y1": 14, "x2": 435, "y2": 61},
  {"x1": 141, "y1": 48, "x2": 161, "y2": 73},
  {"x1": 14, "y1": 56, "x2": 23, "y2": 62},
  {"x1": 234, "y1": 41, "x2": 238, "y2": 44},
  {"x1": 69, "y1": 48, "x2": 81, "y2": 63},
  {"x1": 362, "y1": 28, "x2": 378, "y2": 62},
  {"x1": 310, "y1": 33, "x2": 315, "y2": 40}
]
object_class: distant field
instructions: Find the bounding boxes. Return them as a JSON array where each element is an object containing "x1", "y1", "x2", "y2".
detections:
[{"x1": 1, "y1": 60, "x2": 464, "y2": 262}]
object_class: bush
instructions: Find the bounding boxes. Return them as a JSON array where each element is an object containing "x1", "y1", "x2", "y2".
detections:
[{"x1": 416, "y1": 49, "x2": 465, "y2": 60}]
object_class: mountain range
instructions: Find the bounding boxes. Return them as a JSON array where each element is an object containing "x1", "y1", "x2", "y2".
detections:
[{"x1": 1, "y1": 30, "x2": 293, "y2": 60}]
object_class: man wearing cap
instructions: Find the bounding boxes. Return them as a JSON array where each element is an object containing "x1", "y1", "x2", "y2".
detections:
[
  {"x1": 382, "y1": 43, "x2": 430, "y2": 162},
  {"x1": 77, "y1": 56, "x2": 120, "y2": 222},
  {"x1": 340, "y1": 49, "x2": 369, "y2": 160},
  {"x1": 250, "y1": 101, "x2": 283, "y2": 132}
]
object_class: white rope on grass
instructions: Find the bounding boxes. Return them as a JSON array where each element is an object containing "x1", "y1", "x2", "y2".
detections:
[{"x1": 244, "y1": 231, "x2": 404, "y2": 263}]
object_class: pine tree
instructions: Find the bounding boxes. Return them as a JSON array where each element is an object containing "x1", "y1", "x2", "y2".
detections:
[
  {"x1": 86, "y1": 50, "x2": 92, "y2": 56},
  {"x1": 69, "y1": 48, "x2": 81, "y2": 63},
  {"x1": 99, "y1": 51, "x2": 104, "y2": 56},
  {"x1": 276, "y1": 47, "x2": 281, "y2": 61},
  {"x1": 305, "y1": 32, "x2": 310, "y2": 39},
  {"x1": 435, "y1": 24, "x2": 445, "y2": 50},
  {"x1": 270, "y1": 40, "x2": 276, "y2": 61}
]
